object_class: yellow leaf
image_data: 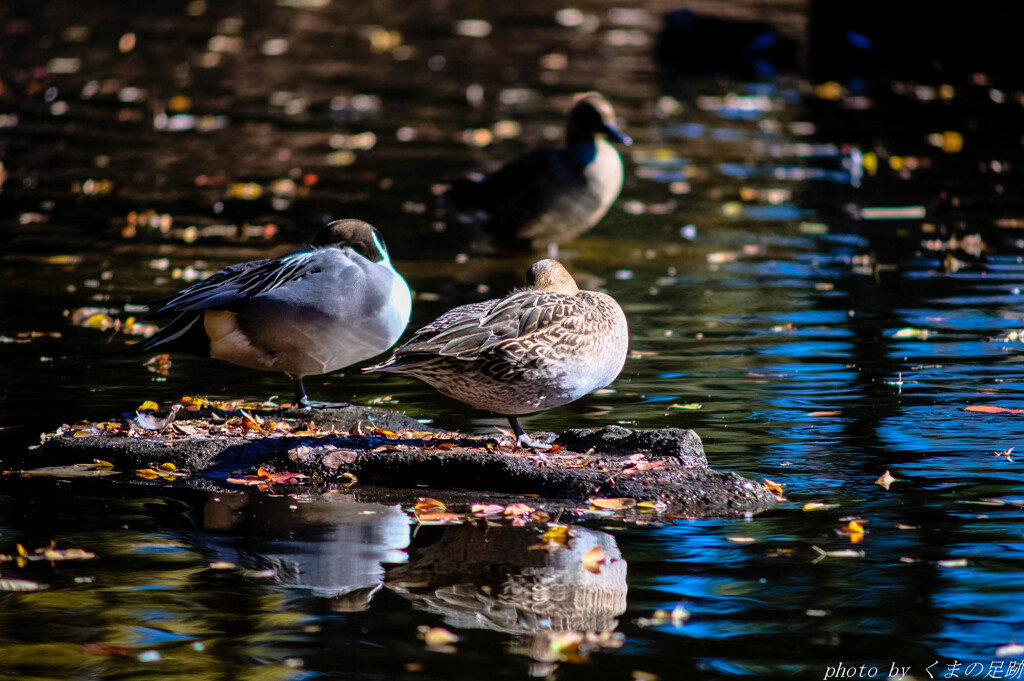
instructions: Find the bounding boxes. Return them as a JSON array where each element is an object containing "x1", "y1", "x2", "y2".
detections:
[
  {"x1": 637, "y1": 500, "x2": 668, "y2": 511},
  {"x1": 541, "y1": 524, "x2": 571, "y2": 542},
  {"x1": 802, "y1": 502, "x2": 839, "y2": 511},
  {"x1": 894, "y1": 327, "x2": 931, "y2": 339},
  {"x1": 138, "y1": 400, "x2": 159, "y2": 411},
  {"x1": 670, "y1": 403, "x2": 702, "y2": 410},
  {"x1": 588, "y1": 497, "x2": 637, "y2": 510},
  {"x1": 418, "y1": 626, "x2": 459, "y2": 651},
  {"x1": 159, "y1": 462, "x2": 176, "y2": 472},
  {"x1": 582, "y1": 545, "x2": 607, "y2": 574},
  {"x1": 93, "y1": 459, "x2": 115, "y2": 469},
  {"x1": 136, "y1": 468, "x2": 160, "y2": 479}
]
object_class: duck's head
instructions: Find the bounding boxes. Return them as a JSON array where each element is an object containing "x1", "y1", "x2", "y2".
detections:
[
  {"x1": 566, "y1": 92, "x2": 632, "y2": 146},
  {"x1": 313, "y1": 219, "x2": 389, "y2": 263},
  {"x1": 526, "y1": 259, "x2": 580, "y2": 296}
]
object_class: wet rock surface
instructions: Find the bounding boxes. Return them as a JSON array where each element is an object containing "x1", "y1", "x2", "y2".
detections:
[{"x1": 12, "y1": 405, "x2": 778, "y2": 518}]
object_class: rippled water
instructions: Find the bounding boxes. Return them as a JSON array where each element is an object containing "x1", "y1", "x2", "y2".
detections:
[{"x1": 3, "y1": 0, "x2": 1024, "y2": 678}]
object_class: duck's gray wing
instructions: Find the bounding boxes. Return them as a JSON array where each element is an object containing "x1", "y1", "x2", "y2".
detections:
[{"x1": 146, "y1": 248, "x2": 330, "y2": 316}]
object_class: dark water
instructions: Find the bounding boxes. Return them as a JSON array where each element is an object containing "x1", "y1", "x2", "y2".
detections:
[{"x1": 3, "y1": 1, "x2": 1024, "y2": 679}]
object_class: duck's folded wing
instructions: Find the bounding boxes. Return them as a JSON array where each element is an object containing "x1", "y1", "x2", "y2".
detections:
[
  {"x1": 146, "y1": 249, "x2": 327, "y2": 316},
  {"x1": 395, "y1": 290, "x2": 581, "y2": 361}
]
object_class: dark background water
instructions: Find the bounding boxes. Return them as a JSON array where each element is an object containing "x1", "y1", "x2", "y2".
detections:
[{"x1": 3, "y1": 1, "x2": 1024, "y2": 679}]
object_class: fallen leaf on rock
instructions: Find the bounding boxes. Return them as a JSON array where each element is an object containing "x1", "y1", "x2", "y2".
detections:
[
  {"x1": 965, "y1": 405, "x2": 1024, "y2": 415},
  {"x1": 503, "y1": 503, "x2": 534, "y2": 516},
  {"x1": 582, "y1": 545, "x2": 608, "y2": 573},
  {"x1": 471, "y1": 504, "x2": 506, "y2": 515},
  {"x1": 414, "y1": 497, "x2": 446, "y2": 513},
  {"x1": 589, "y1": 497, "x2": 637, "y2": 510},
  {"x1": 638, "y1": 499, "x2": 668, "y2": 511},
  {"x1": 265, "y1": 471, "x2": 309, "y2": 485},
  {"x1": 875, "y1": 470, "x2": 898, "y2": 490}
]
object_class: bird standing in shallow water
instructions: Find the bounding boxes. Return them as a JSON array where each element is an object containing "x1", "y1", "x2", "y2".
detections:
[
  {"x1": 129, "y1": 219, "x2": 412, "y2": 408},
  {"x1": 441, "y1": 92, "x2": 631, "y2": 255},
  {"x1": 365, "y1": 259, "x2": 629, "y2": 449}
]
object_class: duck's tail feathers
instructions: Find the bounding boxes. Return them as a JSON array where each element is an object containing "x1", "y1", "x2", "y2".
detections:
[{"x1": 121, "y1": 313, "x2": 209, "y2": 358}]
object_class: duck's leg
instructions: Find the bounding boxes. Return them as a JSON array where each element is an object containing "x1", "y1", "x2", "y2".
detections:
[
  {"x1": 293, "y1": 378, "x2": 311, "y2": 410},
  {"x1": 290, "y1": 376, "x2": 350, "y2": 410},
  {"x1": 508, "y1": 415, "x2": 552, "y2": 450}
]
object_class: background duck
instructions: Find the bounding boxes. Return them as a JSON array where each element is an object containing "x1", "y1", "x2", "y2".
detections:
[
  {"x1": 441, "y1": 92, "x2": 631, "y2": 255},
  {"x1": 128, "y1": 219, "x2": 412, "y2": 408},
  {"x1": 365, "y1": 259, "x2": 628, "y2": 448}
]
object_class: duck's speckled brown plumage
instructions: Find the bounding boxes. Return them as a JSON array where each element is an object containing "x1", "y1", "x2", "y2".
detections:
[{"x1": 366, "y1": 260, "x2": 628, "y2": 445}]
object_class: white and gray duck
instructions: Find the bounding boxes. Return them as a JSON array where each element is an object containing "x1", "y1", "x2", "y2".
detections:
[{"x1": 129, "y1": 219, "x2": 412, "y2": 408}]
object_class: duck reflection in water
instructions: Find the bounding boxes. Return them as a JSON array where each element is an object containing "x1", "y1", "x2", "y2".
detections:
[
  {"x1": 441, "y1": 92, "x2": 631, "y2": 256},
  {"x1": 200, "y1": 493, "x2": 410, "y2": 608},
  {"x1": 386, "y1": 523, "x2": 626, "y2": 674}
]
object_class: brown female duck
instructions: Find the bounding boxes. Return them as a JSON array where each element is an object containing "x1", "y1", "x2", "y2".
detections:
[{"x1": 365, "y1": 259, "x2": 628, "y2": 448}]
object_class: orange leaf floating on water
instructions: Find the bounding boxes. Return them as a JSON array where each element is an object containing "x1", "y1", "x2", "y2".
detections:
[
  {"x1": 417, "y1": 625, "x2": 459, "y2": 652},
  {"x1": 136, "y1": 468, "x2": 160, "y2": 480},
  {"x1": 841, "y1": 520, "x2": 866, "y2": 543},
  {"x1": 965, "y1": 405, "x2": 1024, "y2": 415},
  {"x1": 589, "y1": 497, "x2": 637, "y2": 510},
  {"x1": 875, "y1": 470, "x2": 898, "y2": 490},
  {"x1": 808, "y1": 410, "x2": 842, "y2": 417},
  {"x1": 993, "y1": 448, "x2": 1015, "y2": 461},
  {"x1": 763, "y1": 479, "x2": 786, "y2": 500},
  {"x1": 530, "y1": 523, "x2": 572, "y2": 551},
  {"x1": 582, "y1": 545, "x2": 608, "y2": 574}
]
